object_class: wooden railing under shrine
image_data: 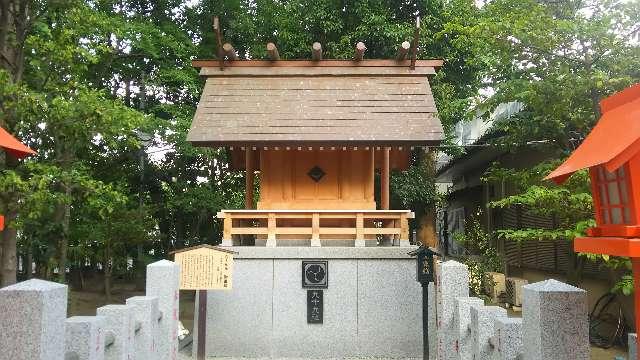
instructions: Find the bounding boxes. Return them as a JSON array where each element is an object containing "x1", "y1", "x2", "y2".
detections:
[{"x1": 217, "y1": 210, "x2": 414, "y2": 247}]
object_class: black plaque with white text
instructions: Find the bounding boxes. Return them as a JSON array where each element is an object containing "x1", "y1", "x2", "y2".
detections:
[{"x1": 307, "y1": 290, "x2": 323, "y2": 324}]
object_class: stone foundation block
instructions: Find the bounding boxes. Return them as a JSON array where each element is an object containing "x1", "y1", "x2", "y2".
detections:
[
  {"x1": 126, "y1": 296, "x2": 160, "y2": 359},
  {"x1": 146, "y1": 260, "x2": 180, "y2": 360},
  {"x1": 494, "y1": 317, "x2": 523, "y2": 360},
  {"x1": 522, "y1": 279, "x2": 588, "y2": 360},
  {"x1": 454, "y1": 297, "x2": 484, "y2": 360},
  {"x1": 96, "y1": 304, "x2": 135, "y2": 360}
]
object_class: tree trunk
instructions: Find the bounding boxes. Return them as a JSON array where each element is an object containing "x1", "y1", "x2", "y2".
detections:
[
  {"x1": 104, "y1": 267, "x2": 112, "y2": 302},
  {"x1": 125, "y1": 79, "x2": 131, "y2": 107},
  {"x1": 417, "y1": 208, "x2": 437, "y2": 247},
  {"x1": 0, "y1": 0, "x2": 12, "y2": 72},
  {"x1": 134, "y1": 243, "x2": 145, "y2": 291},
  {"x1": 1, "y1": 153, "x2": 19, "y2": 286},
  {"x1": 417, "y1": 150, "x2": 438, "y2": 247},
  {"x1": 1, "y1": 209, "x2": 18, "y2": 286},
  {"x1": 56, "y1": 185, "x2": 71, "y2": 283},
  {"x1": 0, "y1": 0, "x2": 32, "y2": 286},
  {"x1": 79, "y1": 266, "x2": 85, "y2": 290},
  {"x1": 175, "y1": 215, "x2": 185, "y2": 249},
  {"x1": 25, "y1": 245, "x2": 32, "y2": 279},
  {"x1": 104, "y1": 241, "x2": 112, "y2": 302}
]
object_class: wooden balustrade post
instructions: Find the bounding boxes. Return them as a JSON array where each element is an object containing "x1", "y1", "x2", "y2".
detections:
[
  {"x1": 355, "y1": 213, "x2": 365, "y2": 247},
  {"x1": 222, "y1": 215, "x2": 233, "y2": 246},
  {"x1": 267, "y1": 212, "x2": 276, "y2": 247},
  {"x1": 311, "y1": 213, "x2": 321, "y2": 247},
  {"x1": 399, "y1": 213, "x2": 410, "y2": 246}
]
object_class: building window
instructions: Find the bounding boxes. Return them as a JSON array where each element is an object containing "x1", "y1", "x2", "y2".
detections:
[{"x1": 594, "y1": 166, "x2": 633, "y2": 225}]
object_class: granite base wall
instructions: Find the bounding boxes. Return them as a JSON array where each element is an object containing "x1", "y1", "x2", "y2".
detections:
[{"x1": 194, "y1": 247, "x2": 422, "y2": 358}]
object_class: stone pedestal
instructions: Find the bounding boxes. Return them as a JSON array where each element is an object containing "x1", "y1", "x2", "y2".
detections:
[
  {"x1": 454, "y1": 297, "x2": 484, "y2": 360},
  {"x1": 65, "y1": 316, "x2": 107, "y2": 360},
  {"x1": 126, "y1": 296, "x2": 159, "y2": 359},
  {"x1": 201, "y1": 246, "x2": 422, "y2": 358},
  {"x1": 494, "y1": 317, "x2": 523, "y2": 360},
  {"x1": 146, "y1": 260, "x2": 180, "y2": 360},
  {"x1": 436, "y1": 260, "x2": 469, "y2": 360},
  {"x1": 522, "y1": 279, "x2": 589, "y2": 360},
  {"x1": 97, "y1": 305, "x2": 135, "y2": 360},
  {"x1": 0, "y1": 279, "x2": 67, "y2": 360},
  {"x1": 470, "y1": 305, "x2": 506, "y2": 360}
]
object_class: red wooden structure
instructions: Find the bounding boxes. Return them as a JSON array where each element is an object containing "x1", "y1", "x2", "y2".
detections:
[
  {"x1": 546, "y1": 83, "x2": 640, "y2": 357},
  {"x1": 0, "y1": 126, "x2": 35, "y2": 230}
]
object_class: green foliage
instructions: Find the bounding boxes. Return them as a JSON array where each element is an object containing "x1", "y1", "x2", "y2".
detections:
[
  {"x1": 612, "y1": 274, "x2": 634, "y2": 296},
  {"x1": 471, "y1": 0, "x2": 640, "y2": 152},
  {"x1": 454, "y1": 210, "x2": 503, "y2": 299},
  {"x1": 484, "y1": 160, "x2": 633, "y2": 292},
  {"x1": 391, "y1": 152, "x2": 438, "y2": 215},
  {"x1": 1, "y1": 0, "x2": 636, "y2": 290}
]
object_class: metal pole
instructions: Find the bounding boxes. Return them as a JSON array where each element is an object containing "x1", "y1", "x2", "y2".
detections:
[{"x1": 422, "y1": 282, "x2": 429, "y2": 359}]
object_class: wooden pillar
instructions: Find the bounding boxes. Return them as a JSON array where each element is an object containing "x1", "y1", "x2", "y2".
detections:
[
  {"x1": 196, "y1": 290, "x2": 207, "y2": 360},
  {"x1": 245, "y1": 148, "x2": 254, "y2": 209},
  {"x1": 366, "y1": 148, "x2": 375, "y2": 202},
  {"x1": 381, "y1": 147, "x2": 390, "y2": 210}
]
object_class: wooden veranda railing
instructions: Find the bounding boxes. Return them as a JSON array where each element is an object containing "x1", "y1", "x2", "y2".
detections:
[{"x1": 217, "y1": 210, "x2": 414, "y2": 247}]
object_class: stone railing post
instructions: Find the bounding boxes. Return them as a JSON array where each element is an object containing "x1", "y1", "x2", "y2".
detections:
[
  {"x1": 494, "y1": 317, "x2": 523, "y2": 360},
  {"x1": 146, "y1": 260, "x2": 180, "y2": 360},
  {"x1": 96, "y1": 304, "x2": 135, "y2": 360},
  {"x1": 522, "y1": 279, "x2": 589, "y2": 360},
  {"x1": 65, "y1": 316, "x2": 107, "y2": 360},
  {"x1": 454, "y1": 297, "x2": 484, "y2": 360},
  {"x1": 470, "y1": 304, "x2": 507, "y2": 359},
  {"x1": 629, "y1": 333, "x2": 637, "y2": 360},
  {"x1": 126, "y1": 296, "x2": 159, "y2": 358},
  {"x1": 0, "y1": 279, "x2": 67, "y2": 360},
  {"x1": 436, "y1": 260, "x2": 469, "y2": 360}
]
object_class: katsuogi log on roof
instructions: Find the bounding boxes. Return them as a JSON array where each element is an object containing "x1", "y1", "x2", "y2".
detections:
[{"x1": 187, "y1": 60, "x2": 444, "y2": 147}]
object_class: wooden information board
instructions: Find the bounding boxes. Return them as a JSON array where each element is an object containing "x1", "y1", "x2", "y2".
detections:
[
  {"x1": 171, "y1": 244, "x2": 236, "y2": 360},
  {"x1": 172, "y1": 244, "x2": 234, "y2": 290}
]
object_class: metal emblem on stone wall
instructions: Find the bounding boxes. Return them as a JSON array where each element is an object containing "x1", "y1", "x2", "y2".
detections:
[{"x1": 302, "y1": 260, "x2": 328, "y2": 288}]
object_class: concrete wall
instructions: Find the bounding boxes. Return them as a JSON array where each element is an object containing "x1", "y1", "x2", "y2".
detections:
[{"x1": 195, "y1": 247, "x2": 422, "y2": 358}]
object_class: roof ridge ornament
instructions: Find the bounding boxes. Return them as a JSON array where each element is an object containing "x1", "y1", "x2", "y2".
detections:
[
  {"x1": 213, "y1": 16, "x2": 224, "y2": 70},
  {"x1": 410, "y1": 16, "x2": 420, "y2": 70},
  {"x1": 210, "y1": 15, "x2": 433, "y2": 70}
]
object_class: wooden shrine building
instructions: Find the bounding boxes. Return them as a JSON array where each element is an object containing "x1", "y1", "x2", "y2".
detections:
[
  {"x1": 187, "y1": 22, "x2": 443, "y2": 247},
  {"x1": 187, "y1": 19, "x2": 443, "y2": 359}
]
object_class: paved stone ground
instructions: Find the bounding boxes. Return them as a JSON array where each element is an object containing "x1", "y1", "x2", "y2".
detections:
[
  {"x1": 180, "y1": 357, "x2": 421, "y2": 360},
  {"x1": 178, "y1": 348, "x2": 422, "y2": 360}
]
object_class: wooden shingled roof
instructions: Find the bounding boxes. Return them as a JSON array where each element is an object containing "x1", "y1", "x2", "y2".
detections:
[
  {"x1": 187, "y1": 17, "x2": 443, "y2": 147},
  {"x1": 187, "y1": 60, "x2": 444, "y2": 147}
]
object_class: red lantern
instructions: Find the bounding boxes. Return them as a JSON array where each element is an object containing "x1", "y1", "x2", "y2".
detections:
[{"x1": 547, "y1": 83, "x2": 640, "y2": 358}]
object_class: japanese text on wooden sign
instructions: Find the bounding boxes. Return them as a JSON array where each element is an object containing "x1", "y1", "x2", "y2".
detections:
[{"x1": 173, "y1": 246, "x2": 233, "y2": 290}]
